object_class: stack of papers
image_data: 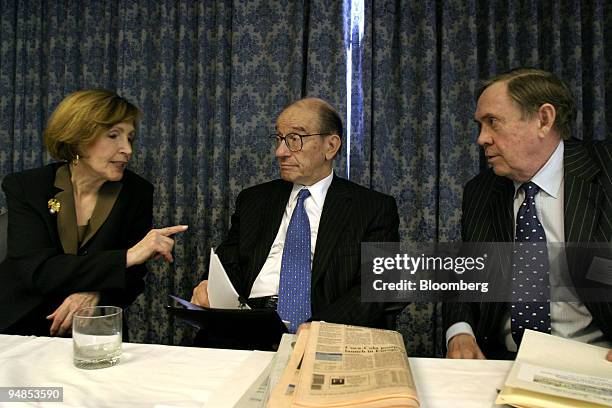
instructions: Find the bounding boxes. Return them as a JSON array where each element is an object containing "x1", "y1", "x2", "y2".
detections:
[
  {"x1": 496, "y1": 330, "x2": 612, "y2": 407},
  {"x1": 268, "y1": 322, "x2": 419, "y2": 407}
]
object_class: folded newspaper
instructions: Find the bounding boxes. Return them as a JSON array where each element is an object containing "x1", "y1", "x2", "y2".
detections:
[
  {"x1": 267, "y1": 321, "x2": 419, "y2": 407},
  {"x1": 496, "y1": 329, "x2": 612, "y2": 408}
]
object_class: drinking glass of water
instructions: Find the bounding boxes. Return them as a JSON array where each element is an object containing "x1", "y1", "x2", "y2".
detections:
[{"x1": 73, "y1": 306, "x2": 122, "y2": 369}]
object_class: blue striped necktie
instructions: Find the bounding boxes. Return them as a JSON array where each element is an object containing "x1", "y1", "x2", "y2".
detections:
[
  {"x1": 277, "y1": 189, "x2": 312, "y2": 333},
  {"x1": 511, "y1": 181, "x2": 551, "y2": 347}
]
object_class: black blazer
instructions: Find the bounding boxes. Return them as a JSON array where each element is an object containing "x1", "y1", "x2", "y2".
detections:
[
  {"x1": 444, "y1": 140, "x2": 612, "y2": 356},
  {"x1": 0, "y1": 163, "x2": 153, "y2": 334},
  {"x1": 215, "y1": 175, "x2": 400, "y2": 329}
]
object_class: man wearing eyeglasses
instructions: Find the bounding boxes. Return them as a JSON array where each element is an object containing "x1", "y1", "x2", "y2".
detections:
[{"x1": 191, "y1": 97, "x2": 399, "y2": 338}]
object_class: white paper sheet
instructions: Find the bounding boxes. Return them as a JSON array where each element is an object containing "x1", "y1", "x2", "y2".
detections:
[{"x1": 208, "y1": 248, "x2": 250, "y2": 309}]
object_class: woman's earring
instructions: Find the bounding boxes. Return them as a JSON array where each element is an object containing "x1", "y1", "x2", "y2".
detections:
[{"x1": 72, "y1": 154, "x2": 80, "y2": 166}]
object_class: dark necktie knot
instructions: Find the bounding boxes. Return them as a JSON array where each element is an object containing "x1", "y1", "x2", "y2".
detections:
[
  {"x1": 297, "y1": 188, "x2": 311, "y2": 202},
  {"x1": 520, "y1": 181, "x2": 540, "y2": 200}
]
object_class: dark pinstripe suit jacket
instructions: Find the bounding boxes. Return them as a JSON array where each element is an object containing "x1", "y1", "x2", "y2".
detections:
[
  {"x1": 444, "y1": 140, "x2": 612, "y2": 356},
  {"x1": 215, "y1": 175, "x2": 400, "y2": 329}
]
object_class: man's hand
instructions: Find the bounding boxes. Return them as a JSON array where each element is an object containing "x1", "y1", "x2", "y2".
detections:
[
  {"x1": 191, "y1": 280, "x2": 210, "y2": 307},
  {"x1": 607, "y1": 349, "x2": 612, "y2": 362},
  {"x1": 446, "y1": 333, "x2": 486, "y2": 359},
  {"x1": 47, "y1": 291, "x2": 101, "y2": 336},
  {"x1": 126, "y1": 225, "x2": 188, "y2": 267}
]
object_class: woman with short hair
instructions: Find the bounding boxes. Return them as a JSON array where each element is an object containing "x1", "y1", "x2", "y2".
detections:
[{"x1": 0, "y1": 89, "x2": 186, "y2": 337}]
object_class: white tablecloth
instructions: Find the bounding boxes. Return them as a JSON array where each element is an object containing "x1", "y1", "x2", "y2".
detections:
[
  {"x1": 0, "y1": 335, "x2": 512, "y2": 407},
  {"x1": 0, "y1": 335, "x2": 273, "y2": 408}
]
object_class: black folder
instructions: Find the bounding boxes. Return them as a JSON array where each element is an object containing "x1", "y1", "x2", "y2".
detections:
[{"x1": 166, "y1": 305, "x2": 288, "y2": 351}]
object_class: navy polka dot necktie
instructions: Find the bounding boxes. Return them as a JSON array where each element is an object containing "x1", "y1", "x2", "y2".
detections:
[
  {"x1": 511, "y1": 181, "x2": 551, "y2": 347},
  {"x1": 277, "y1": 189, "x2": 312, "y2": 333}
]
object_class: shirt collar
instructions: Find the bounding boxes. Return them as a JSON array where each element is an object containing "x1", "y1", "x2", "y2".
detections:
[
  {"x1": 513, "y1": 140, "x2": 564, "y2": 199},
  {"x1": 288, "y1": 170, "x2": 334, "y2": 210}
]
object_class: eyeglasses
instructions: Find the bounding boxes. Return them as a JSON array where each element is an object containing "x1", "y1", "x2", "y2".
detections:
[{"x1": 271, "y1": 132, "x2": 330, "y2": 152}]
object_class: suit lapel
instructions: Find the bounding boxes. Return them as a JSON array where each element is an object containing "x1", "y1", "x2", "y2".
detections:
[
  {"x1": 80, "y1": 182, "x2": 122, "y2": 248},
  {"x1": 250, "y1": 181, "x2": 292, "y2": 278},
  {"x1": 311, "y1": 176, "x2": 352, "y2": 287},
  {"x1": 53, "y1": 164, "x2": 79, "y2": 255},
  {"x1": 478, "y1": 176, "x2": 513, "y2": 336},
  {"x1": 563, "y1": 141, "x2": 602, "y2": 242},
  {"x1": 489, "y1": 176, "x2": 514, "y2": 242},
  {"x1": 37, "y1": 165, "x2": 64, "y2": 251}
]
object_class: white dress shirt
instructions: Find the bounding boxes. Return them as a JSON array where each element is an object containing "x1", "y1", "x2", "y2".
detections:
[
  {"x1": 248, "y1": 171, "x2": 334, "y2": 298},
  {"x1": 446, "y1": 140, "x2": 612, "y2": 350}
]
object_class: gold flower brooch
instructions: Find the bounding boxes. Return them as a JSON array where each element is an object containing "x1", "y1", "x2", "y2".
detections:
[{"x1": 48, "y1": 198, "x2": 61, "y2": 214}]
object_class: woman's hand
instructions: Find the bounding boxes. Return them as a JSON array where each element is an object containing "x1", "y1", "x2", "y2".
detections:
[
  {"x1": 47, "y1": 291, "x2": 101, "y2": 336},
  {"x1": 126, "y1": 225, "x2": 188, "y2": 267}
]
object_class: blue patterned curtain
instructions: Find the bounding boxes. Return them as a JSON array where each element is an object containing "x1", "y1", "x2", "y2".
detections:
[{"x1": 1, "y1": 0, "x2": 611, "y2": 354}]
